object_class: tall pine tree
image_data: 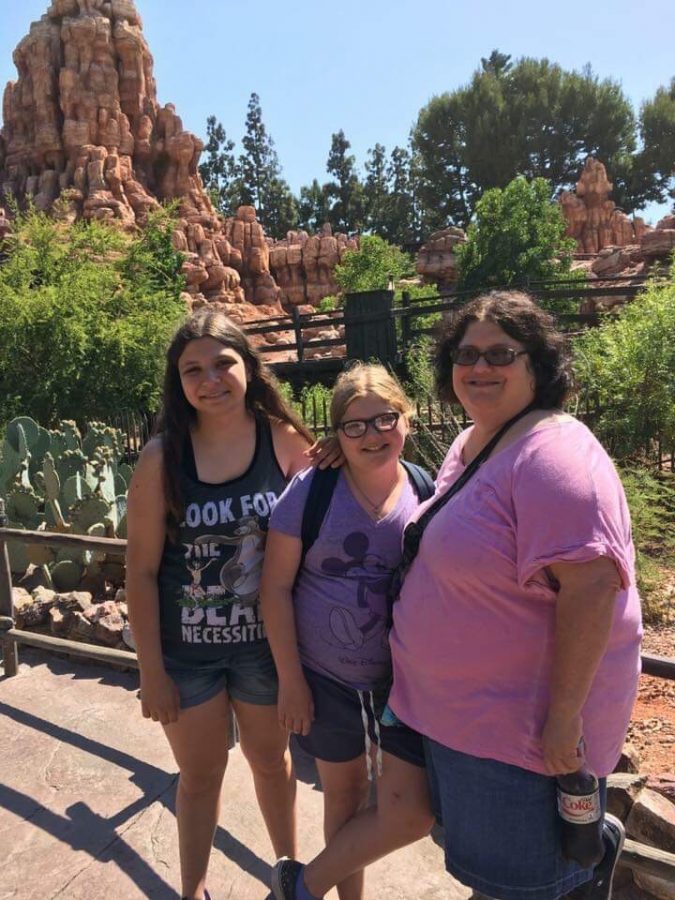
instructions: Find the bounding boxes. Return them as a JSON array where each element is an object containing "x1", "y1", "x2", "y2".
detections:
[
  {"x1": 363, "y1": 143, "x2": 389, "y2": 237},
  {"x1": 239, "y1": 93, "x2": 298, "y2": 237},
  {"x1": 325, "y1": 130, "x2": 365, "y2": 233},
  {"x1": 198, "y1": 116, "x2": 242, "y2": 216}
]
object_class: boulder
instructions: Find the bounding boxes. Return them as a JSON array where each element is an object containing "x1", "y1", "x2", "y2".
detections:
[{"x1": 625, "y1": 788, "x2": 675, "y2": 853}]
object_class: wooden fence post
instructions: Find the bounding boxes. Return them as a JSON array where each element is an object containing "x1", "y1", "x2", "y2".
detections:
[
  {"x1": 0, "y1": 500, "x2": 19, "y2": 677},
  {"x1": 401, "y1": 290, "x2": 412, "y2": 356},
  {"x1": 292, "y1": 306, "x2": 304, "y2": 364}
]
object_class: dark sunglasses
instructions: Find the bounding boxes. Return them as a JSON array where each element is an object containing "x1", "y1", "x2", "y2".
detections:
[
  {"x1": 337, "y1": 411, "x2": 400, "y2": 439},
  {"x1": 452, "y1": 346, "x2": 528, "y2": 367}
]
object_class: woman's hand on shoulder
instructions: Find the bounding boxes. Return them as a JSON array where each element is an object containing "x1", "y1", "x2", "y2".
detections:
[
  {"x1": 278, "y1": 674, "x2": 314, "y2": 736},
  {"x1": 139, "y1": 667, "x2": 181, "y2": 725},
  {"x1": 306, "y1": 434, "x2": 345, "y2": 470},
  {"x1": 272, "y1": 421, "x2": 313, "y2": 477}
]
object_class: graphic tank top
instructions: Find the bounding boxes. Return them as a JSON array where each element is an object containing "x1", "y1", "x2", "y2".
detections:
[{"x1": 158, "y1": 416, "x2": 288, "y2": 662}]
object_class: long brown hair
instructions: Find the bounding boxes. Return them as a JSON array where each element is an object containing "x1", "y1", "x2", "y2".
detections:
[{"x1": 155, "y1": 309, "x2": 312, "y2": 539}]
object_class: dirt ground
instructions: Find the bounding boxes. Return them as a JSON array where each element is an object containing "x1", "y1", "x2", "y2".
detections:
[{"x1": 628, "y1": 624, "x2": 675, "y2": 775}]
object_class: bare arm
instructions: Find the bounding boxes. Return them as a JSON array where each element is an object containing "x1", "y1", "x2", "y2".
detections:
[
  {"x1": 259, "y1": 528, "x2": 314, "y2": 735},
  {"x1": 541, "y1": 556, "x2": 622, "y2": 775},
  {"x1": 271, "y1": 420, "x2": 313, "y2": 477},
  {"x1": 125, "y1": 438, "x2": 180, "y2": 724}
]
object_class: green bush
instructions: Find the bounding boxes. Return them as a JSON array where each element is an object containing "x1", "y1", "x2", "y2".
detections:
[
  {"x1": 456, "y1": 176, "x2": 582, "y2": 310},
  {"x1": 573, "y1": 267, "x2": 675, "y2": 460},
  {"x1": 619, "y1": 466, "x2": 675, "y2": 623},
  {"x1": 317, "y1": 294, "x2": 340, "y2": 313},
  {"x1": 334, "y1": 234, "x2": 412, "y2": 295},
  {"x1": 0, "y1": 206, "x2": 187, "y2": 425}
]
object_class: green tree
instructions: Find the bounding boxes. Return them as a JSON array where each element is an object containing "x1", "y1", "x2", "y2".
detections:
[
  {"x1": 384, "y1": 145, "x2": 421, "y2": 247},
  {"x1": 412, "y1": 53, "x2": 662, "y2": 229},
  {"x1": 573, "y1": 265, "x2": 675, "y2": 459},
  {"x1": 0, "y1": 208, "x2": 186, "y2": 425},
  {"x1": 640, "y1": 79, "x2": 675, "y2": 203},
  {"x1": 239, "y1": 93, "x2": 298, "y2": 237},
  {"x1": 333, "y1": 234, "x2": 411, "y2": 294},
  {"x1": 363, "y1": 143, "x2": 389, "y2": 235},
  {"x1": 297, "y1": 179, "x2": 331, "y2": 232},
  {"x1": 456, "y1": 176, "x2": 577, "y2": 293},
  {"x1": 198, "y1": 115, "x2": 243, "y2": 216},
  {"x1": 324, "y1": 130, "x2": 365, "y2": 232}
]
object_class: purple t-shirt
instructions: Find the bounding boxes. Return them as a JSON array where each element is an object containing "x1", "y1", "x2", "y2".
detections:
[
  {"x1": 269, "y1": 466, "x2": 420, "y2": 690},
  {"x1": 389, "y1": 417, "x2": 643, "y2": 778}
]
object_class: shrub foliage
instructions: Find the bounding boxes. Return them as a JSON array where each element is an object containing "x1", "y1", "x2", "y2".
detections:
[
  {"x1": 0, "y1": 207, "x2": 187, "y2": 425},
  {"x1": 573, "y1": 267, "x2": 675, "y2": 459}
]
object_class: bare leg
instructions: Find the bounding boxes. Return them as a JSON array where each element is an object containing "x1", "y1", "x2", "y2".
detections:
[
  {"x1": 304, "y1": 752, "x2": 433, "y2": 898},
  {"x1": 313, "y1": 755, "x2": 371, "y2": 900},
  {"x1": 232, "y1": 698, "x2": 297, "y2": 859},
  {"x1": 163, "y1": 689, "x2": 230, "y2": 900}
]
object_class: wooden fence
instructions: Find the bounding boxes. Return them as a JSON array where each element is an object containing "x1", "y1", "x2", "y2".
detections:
[
  {"x1": 242, "y1": 275, "x2": 656, "y2": 374},
  {"x1": 1, "y1": 523, "x2": 675, "y2": 882}
]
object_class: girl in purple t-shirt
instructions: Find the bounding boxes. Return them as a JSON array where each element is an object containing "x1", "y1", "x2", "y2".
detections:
[{"x1": 261, "y1": 364, "x2": 434, "y2": 900}]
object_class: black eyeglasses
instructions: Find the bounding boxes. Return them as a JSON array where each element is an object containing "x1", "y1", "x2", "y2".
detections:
[
  {"x1": 452, "y1": 346, "x2": 528, "y2": 367},
  {"x1": 337, "y1": 411, "x2": 400, "y2": 439}
]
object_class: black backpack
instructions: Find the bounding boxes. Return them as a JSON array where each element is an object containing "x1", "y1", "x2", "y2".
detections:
[{"x1": 300, "y1": 461, "x2": 435, "y2": 563}]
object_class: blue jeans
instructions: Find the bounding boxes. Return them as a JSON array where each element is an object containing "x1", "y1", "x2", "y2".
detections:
[
  {"x1": 424, "y1": 739, "x2": 606, "y2": 900},
  {"x1": 163, "y1": 639, "x2": 278, "y2": 708}
]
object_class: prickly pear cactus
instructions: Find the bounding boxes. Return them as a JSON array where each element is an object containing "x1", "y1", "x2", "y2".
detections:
[{"x1": 0, "y1": 416, "x2": 132, "y2": 585}]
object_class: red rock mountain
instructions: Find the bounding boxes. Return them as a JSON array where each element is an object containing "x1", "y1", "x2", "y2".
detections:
[{"x1": 0, "y1": 0, "x2": 356, "y2": 317}]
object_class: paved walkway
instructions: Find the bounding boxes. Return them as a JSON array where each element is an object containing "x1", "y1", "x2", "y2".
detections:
[{"x1": 0, "y1": 650, "x2": 470, "y2": 899}]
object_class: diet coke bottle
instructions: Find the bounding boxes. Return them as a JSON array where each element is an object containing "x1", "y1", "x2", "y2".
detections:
[{"x1": 556, "y1": 764, "x2": 604, "y2": 868}]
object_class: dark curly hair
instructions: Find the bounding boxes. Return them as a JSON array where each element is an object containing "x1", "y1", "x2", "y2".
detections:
[{"x1": 434, "y1": 290, "x2": 572, "y2": 409}]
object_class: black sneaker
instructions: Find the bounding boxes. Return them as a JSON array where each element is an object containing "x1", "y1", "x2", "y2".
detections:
[
  {"x1": 565, "y1": 813, "x2": 626, "y2": 899},
  {"x1": 270, "y1": 857, "x2": 304, "y2": 900}
]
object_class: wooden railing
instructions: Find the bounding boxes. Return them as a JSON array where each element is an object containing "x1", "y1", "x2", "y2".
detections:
[
  {"x1": 1, "y1": 524, "x2": 674, "y2": 883},
  {"x1": 242, "y1": 275, "x2": 662, "y2": 370}
]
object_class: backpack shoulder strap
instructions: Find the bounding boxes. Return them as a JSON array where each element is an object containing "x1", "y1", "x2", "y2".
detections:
[
  {"x1": 300, "y1": 466, "x2": 340, "y2": 563},
  {"x1": 401, "y1": 460, "x2": 435, "y2": 501}
]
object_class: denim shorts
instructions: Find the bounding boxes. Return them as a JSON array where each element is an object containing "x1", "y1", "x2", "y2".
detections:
[
  {"x1": 296, "y1": 666, "x2": 425, "y2": 768},
  {"x1": 425, "y1": 739, "x2": 607, "y2": 900},
  {"x1": 163, "y1": 640, "x2": 278, "y2": 709}
]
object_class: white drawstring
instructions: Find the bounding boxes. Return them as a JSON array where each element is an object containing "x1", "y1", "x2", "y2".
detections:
[
  {"x1": 357, "y1": 690, "x2": 383, "y2": 781},
  {"x1": 370, "y1": 690, "x2": 383, "y2": 778}
]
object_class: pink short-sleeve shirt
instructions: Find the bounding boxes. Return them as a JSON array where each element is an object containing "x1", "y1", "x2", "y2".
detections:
[{"x1": 388, "y1": 417, "x2": 642, "y2": 777}]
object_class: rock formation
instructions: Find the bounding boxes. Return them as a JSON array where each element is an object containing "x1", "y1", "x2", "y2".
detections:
[
  {"x1": 415, "y1": 226, "x2": 466, "y2": 291},
  {"x1": 559, "y1": 157, "x2": 650, "y2": 254},
  {"x1": 0, "y1": 0, "x2": 355, "y2": 315},
  {"x1": 269, "y1": 224, "x2": 359, "y2": 307}
]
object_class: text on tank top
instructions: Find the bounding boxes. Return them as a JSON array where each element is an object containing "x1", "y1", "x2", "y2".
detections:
[{"x1": 157, "y1": 416, "x2": 288, "y2": 660}]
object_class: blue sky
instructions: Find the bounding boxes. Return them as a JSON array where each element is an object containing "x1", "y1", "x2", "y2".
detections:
[{"x1": 1, "y1": 0, "x2": 673, "y2": 223}]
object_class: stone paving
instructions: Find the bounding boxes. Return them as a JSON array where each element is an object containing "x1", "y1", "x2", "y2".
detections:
[{"x1": 0, "y1": 650, "x2": 470, "y2": 899}]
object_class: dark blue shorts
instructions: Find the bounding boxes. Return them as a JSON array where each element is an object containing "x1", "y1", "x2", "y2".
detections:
[
  {"x1": 163, "y1": 640, "x2": 278, "y2": 709},
  {"x1": 296, "y1": 666, "x2": 425, "y2": 768},
  {"x1": 425, "y1": 739, "x2": 607, "y2": 900}
]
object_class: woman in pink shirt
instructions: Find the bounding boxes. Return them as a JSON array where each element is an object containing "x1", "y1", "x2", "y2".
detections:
[{"x1": 388, "y1": 290, "x2": 642, "y2": 899}]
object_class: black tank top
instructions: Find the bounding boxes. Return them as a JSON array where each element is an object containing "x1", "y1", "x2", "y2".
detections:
[{"x1": 158, "y1": 416, "x2": 289, "y2": 662}]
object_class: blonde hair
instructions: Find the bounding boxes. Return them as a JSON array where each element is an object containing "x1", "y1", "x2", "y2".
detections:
[{"x1": 330, "y1": 362, "x2": 414, "y2": 429}]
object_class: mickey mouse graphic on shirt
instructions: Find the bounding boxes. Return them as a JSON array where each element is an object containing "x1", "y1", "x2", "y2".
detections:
[{"x1": 319, "y1": 531, "x2": 392, "y2": 651}]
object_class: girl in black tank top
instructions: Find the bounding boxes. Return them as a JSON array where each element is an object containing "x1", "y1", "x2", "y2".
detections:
[
  {"x1": 158, "y1": 416, "x2": 288, "y2": 662},
  {"x1": 125, "y1": 310, "x2": 312, "y2": 899}
]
